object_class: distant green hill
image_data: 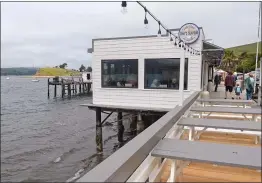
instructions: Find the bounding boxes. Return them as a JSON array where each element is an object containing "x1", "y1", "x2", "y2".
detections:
[
  {"x1": 35, "y1": 67, "x2": 81, "y2": 76},
  {"x1": 226, "y1": 42, "x2": 261, "y2": 55},
  {"x1": 1, "y1": 67, "x2": 38, "y2": 76}
]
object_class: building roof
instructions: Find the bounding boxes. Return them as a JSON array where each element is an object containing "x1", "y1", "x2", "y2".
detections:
[
  {"x1": 87, "y1": 27, "x2": 209, "y2": 54},
  {"x1": 202, "y1": 41, "x2": 224, "y2": 67}
]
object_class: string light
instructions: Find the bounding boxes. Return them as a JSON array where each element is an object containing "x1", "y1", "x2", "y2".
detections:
[
  {"x1": 157, "y1": 21, "x2": 161, "y2": 37},
  {"x1": 179, "y1": 40, "x2": 182, "y2": 48},
  {"x1": 121, "y1": 1, "x2": 201, "y2": 55},
  {"x1": 174, "y1": 38, "x2": 178, "y2": 46},
  {"x1": 168, "y1": 30, "x2": 173, "y2": 42},
  {"x1": 121, "y1": 1, "x2": 127, "y2": 14},
  {"x1": 144, "y1": 7, "x2": 148, "y2": 29},
  {"x1": 184, "y1": 44, "x2": 187, "y2": 50}
]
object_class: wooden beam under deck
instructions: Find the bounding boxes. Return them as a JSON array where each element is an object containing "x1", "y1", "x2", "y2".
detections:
[{"x1": 80, "y1": 103, "x2": 169, "y2": 114}]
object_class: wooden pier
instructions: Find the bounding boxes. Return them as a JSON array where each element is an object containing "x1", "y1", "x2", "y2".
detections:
[
  {"x1": 47, "y1": 76, "x2": 92, "y2": 98},
  {"x1": 77, "y1": 89, "x2": 261, "y2": 182}
]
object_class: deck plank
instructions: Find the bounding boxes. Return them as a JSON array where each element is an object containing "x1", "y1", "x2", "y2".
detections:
[
  {"x1": 190, "y1": 106, "x2": 261, "y2": 115},
  {"x1": 160, "y1": 131, "x2": 261, "y2": 182},
  {"x1": 197, "y1": 98, "x2": 254, "y2": 104},
  {"x1": 178, "y1": 118, "x2": 261, "y2": 131},
  {"x1": 152, "y1": 139, "x2": 261, "y2": 170}
]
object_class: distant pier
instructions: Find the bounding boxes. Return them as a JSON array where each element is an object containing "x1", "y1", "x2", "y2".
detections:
[{"x1": 47, "y1": 76, "x2": 92, "y2": 98}]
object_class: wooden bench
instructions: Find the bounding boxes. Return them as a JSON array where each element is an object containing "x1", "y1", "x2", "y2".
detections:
[
  {"x1": 151, "y1": 139, "x2": 261, "y2": 181},
  {"x1": 190, "y1": 106, "x2": 261, "y2": 121},
  {"x1": 197, "y1": 99, "x2": 254, "y2": 107},
  {"x1": 177, "y1": 118, "x2": 261, "y2": 143}
]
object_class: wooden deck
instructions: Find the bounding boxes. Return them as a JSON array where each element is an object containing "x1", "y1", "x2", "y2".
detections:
[{"x1": 159, "y1": 130, "x2": 261, "y2": 182}]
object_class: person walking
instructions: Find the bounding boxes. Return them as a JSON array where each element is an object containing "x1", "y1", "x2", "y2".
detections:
[
  {"x1": 219, "y1": 75, "x2": 222, "y2": 84},
  {"x1": 224, "y1": 71, "x2": 235, "y2": 99},
  {"x1": 234, "y1": 83, "x2": 242, "y2": 99},
  {"x1": 245, "y1": 73, "x2": 255, "y2": 100},
  {"x1": 214, "y1": 73, "x2": 219, "y2": 92}
]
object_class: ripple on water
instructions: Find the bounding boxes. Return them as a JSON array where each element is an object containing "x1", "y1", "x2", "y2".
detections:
[{"x1": 1, "y1": 77, "x2": 132, "y2": 182}]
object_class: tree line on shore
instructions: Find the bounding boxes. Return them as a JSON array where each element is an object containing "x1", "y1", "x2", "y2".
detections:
[
  {"x1": 53, "y1": 63, "x2": 92, "y2": 72},
  {"x1": 1, "y1": 67, "x2": 38, "y2": 76}
]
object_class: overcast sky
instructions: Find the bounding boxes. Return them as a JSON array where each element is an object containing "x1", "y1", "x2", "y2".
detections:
[{"x1": 1, "y1": 1, "x2": 260, "y2": 69}]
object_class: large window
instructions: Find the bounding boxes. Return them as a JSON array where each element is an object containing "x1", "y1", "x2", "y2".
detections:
[
  {"x1": 144, "y1": 58, "x2": 188, "y2": 90},
  {"x1": 200, "y1": 60, "x2": 204, "y2": 89},
  {"x1": 102, "y1": 59, "x2": 138, "y2": 88},
  {"x1": 184, "y1": 58, "x2": 188, "y2": 90}
]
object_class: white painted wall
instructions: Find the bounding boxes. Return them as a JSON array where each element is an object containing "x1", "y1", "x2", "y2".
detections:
[{"x1": 92, "y1": 34, "x2": 203, "y2": 109}]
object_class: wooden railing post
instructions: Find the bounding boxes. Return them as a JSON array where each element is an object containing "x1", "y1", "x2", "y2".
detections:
[{"x1": 47, "y1": 78, "x2": 50, "y2": 98}]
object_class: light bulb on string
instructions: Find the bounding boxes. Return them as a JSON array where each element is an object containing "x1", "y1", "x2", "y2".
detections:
[
  {"x1": 174, "y1": 38, "x2": 178, "y2": 46},
  {"x1": 157, "y1": 30, "x2": 161, "y2": 37},
  {"x1": 178, "y1": 40, "x2": 182, "y2": 47},
  {"x1": 144, "y1": 7, "x2": 148, "y2": 29},
  {"x1": 121, "y1": 1, "x2": 127, "y2": 14},
  {"x1": 144, "y1": 18, "x2": 149, "y2": 29},
  {"x1": 169, "y1": 31, "x2": 174, "y2": 42},
  {"x1": 144, "y1": 23, "x2": 149, "y2": 29},
  {"x1": 157, "y1": 21, "x2": 161, "y2": 37}
]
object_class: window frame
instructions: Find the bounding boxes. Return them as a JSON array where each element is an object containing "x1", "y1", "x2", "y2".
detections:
[
  {"x1": 144, "y1": 58, "x2": 189, "y2": 90},
  {"x1": 101, "y1": 59, "x2": 139, "y2": 89}
]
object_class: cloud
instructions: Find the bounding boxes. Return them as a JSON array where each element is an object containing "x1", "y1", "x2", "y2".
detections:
[{"x1": 1, "y1": 2, "x2": 260, "y2": 68}]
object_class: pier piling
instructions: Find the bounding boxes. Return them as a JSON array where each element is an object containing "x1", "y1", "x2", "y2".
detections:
[
  {"x1": 61, "y1": 79, "x2": 65, "y2": 98},
  {"x1": 75, "y1": 84, "x2": 77, "y2": 94},
  {"x1": 54, "y1": 84, "x2": 57, "y2": 97},
  {"x1": 47, "y1": 78, "x2": 50, "y2": 98},
  {"x1": 137, "y1": 114, "x2": 145, "y2": 134},
  {"x1": 96, "y1": 107, "x2": 103, "y2": 153},
  {"x1": 68, "y1": 84, "x2": 71, "y2": 97},
  {"x1": 130, "y1": 115, "x2": 137, "y2": 135},
  {"x1": 117, "y1": 112, "x2": 124, "y2": 142}
]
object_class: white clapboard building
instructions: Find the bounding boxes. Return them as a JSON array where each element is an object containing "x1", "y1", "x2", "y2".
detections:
[{"x1": 87, "y1": 23, "x2": 224, "y2": 109}]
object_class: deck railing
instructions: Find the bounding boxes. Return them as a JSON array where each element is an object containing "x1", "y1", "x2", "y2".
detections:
[{"x1": 77, "y1": 91, "x2": 200, "y2": 182}]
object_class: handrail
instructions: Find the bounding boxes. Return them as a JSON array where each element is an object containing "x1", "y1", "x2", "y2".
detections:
[{"x1": 77, "y1": 91, "x2": 200, "y2": 182}]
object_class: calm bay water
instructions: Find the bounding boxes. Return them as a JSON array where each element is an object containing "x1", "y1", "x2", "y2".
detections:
[{"x1": 1, "y1": 76, "x2": 129, "y2": 182}]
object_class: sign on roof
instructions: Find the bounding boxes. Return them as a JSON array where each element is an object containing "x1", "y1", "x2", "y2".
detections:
[{"x1": 178, "y1": 23, "x2": 200, "y2": 44}]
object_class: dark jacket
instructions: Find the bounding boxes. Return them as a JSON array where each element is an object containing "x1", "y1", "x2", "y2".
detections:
[{"x1": 214, "y1": 75, "x2": 219, "y2": 84}]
